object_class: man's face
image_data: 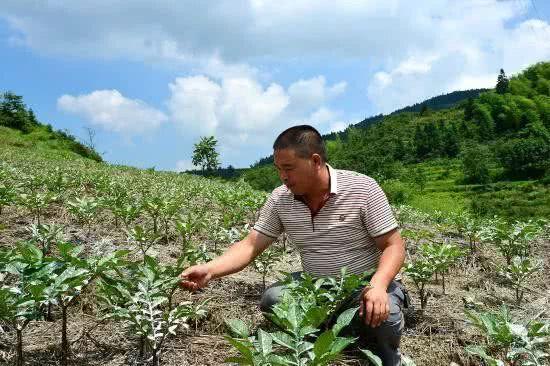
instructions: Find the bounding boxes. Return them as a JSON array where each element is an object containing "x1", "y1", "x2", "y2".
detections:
[{"x1": 273, "y1": 148, "x2": 317, "y2": 195}]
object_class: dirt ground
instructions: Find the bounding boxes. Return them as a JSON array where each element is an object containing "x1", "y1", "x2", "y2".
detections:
[{"x1": 0, "y1": 203, "x2": 548, "y2": 366}]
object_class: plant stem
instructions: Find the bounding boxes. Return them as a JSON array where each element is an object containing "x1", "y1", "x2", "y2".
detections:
[
  {"x1": 16, "y1": 328, "x2": 23, "y2": 366},
  {"x1": 139, "y1": 336, "x2": 145, "y2": 359},
  {"x1": 61, "y1": 305, "x2": 69, "y2": 366}
]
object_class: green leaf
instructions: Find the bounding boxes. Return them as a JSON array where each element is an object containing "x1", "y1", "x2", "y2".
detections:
[
  {"x1": 329, "y1": 337, "x2": 355, "y2": 355},
  {"x1": 360, "y1": 349, "x2": 383, "y2": 366},
  {"x1": 304, "y1": 306, "x2": 329, "y2": 328},
  {"x1": 57, "y1": 242, "x2": 76, "y2": 258},
  {"x1": 287, "y1": 303, "x2": 298, "y2": 330},
  {"x1": 333, "y1": 307, "x2": 358, "y2": 335},
  {"x1": 224, "y1": 356, "x2": 252, "y2": 365},
  {"x1": 401, "y1": 354, "x2": 417, "y2": 366},
  {"x1": 313, "y1": 330, "x2": 334, "y2": 358},
  {"x1": 225, "y1": 318, "x2": 250, "y2": 338},
  {"x1": 225, "y1": 336, "x2": 254, "y2": 361},
  {"x1": 257, "y1": 329, "x2": 272, "y2": 356},
  {"x1": 298, "y1": 325, "x2": 318, "y2": 338},
  {"x1": 271, "y1": 331, "x2": 294, "y2": 350},
  {"x1": 465, "y1": 345, "x2": 504, "y2": 366},
  {"x1": 266, "y1": 354, "x2": 291, "y2": 366}
]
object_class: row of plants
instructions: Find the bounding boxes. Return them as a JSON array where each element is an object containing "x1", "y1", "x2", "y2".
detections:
[
  {"x1": 0, "y1": 239, "x2": 209, "y2": 366},
  {"x1": 396, "y1": 206, "x2": 548, "y2": 365}
]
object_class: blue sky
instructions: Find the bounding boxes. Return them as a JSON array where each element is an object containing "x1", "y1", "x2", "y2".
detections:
[{"x1": 1, "y1": 1, "x2": 550, "y2": 170}]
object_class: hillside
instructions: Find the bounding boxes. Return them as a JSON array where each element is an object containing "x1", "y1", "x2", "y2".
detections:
[
  {"x1": 251, "y1": 88, "x2": 487, "y2": 167},
  {"x1": 0, "y1": 91, "x2": 102, "y2": 163},
  {"x1": 243, "y1": 63, "x2": 550, "y2": 220}
]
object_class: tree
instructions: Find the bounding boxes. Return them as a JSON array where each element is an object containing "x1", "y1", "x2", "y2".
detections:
[
  {"x1": 419, "y1": 103, "x2": 429, "y2": 116},
  {"x1": 442, "y1": 124, "x2": 460, "y2": 157},
  {"x1": 411, "y1": 166, "x2": 427, "y2": 192},
  {"x1": 496, "y1": 69, "x2": 509, "y2": 95},
  {"x1": 464, "y1": 97, "x2": 475, "y2": 120},
  {"x1": 192, "y1": 136, "x2": 220, "y2": 172},
  {"x1": 461, "y1": 143, "x2": 492, "y2": 184},
  {"x1": 473, "y1": 103, "x2": 495, "y2": 140},
  {"x1": 0, "y1": 92, "x2": 28, "y2": 131},
  {"x1": 27, "y1": 108, "x2": 39, "y2": 126}
]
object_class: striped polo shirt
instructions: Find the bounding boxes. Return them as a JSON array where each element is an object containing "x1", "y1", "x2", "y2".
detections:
[{"x1": 253, "y1": 163, "x2": 399, "y2": 277}]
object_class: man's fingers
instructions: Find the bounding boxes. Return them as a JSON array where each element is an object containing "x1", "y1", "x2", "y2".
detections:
[
  {"x1": 179, "y1": 279, "x2": 195, "y2": 289},
  {"x1": 180, "y1": 268, "x2": 192, "y2": 279},
  {"x1": 364, "y1": 300, "x2": 374, "y2": 326},
  {"x1": 359, "y1": 299, "x2": 364, "y2": 317},
  {"x1": 371, "y1": 302, "x2": 381, "y2": 327},
  {"x1": 383, "y1": 303, "x2": 390, "y2": 322}
]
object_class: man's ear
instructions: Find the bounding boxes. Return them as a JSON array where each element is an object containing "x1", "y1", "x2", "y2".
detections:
[{"x1": 311, "y1": 154, "x2": 322, "y2": 169}]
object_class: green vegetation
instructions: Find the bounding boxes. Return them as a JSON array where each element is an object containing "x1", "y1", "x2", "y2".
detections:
[
  {"x1": 98, "y1": 256, "x2": 208, "y2": 366},
  {"x1": 243, "y1": 62, "x2": 550, "y2": 220},
  {"x1": 0, "y1": 92, "x2": 102, "y2": 162},
  {"x1": 465, "y1": 306, "x2": 549, "y2": 366},
  {"x1": 225, "y1": 270, "x2": 374, "y2": 365},
  {"x1": 192, "y1": 135, "x2": 221, "y2": 173}
]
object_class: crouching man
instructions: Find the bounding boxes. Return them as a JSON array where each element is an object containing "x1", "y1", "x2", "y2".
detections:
[{"x1": 180, "y1": 125, "x2": 407, "y2": 365}]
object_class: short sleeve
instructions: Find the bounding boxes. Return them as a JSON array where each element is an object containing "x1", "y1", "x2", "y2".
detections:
[
  {"x1": 253, "y1": 192, "x2": 284, "y2": 239},
  {"x1": 360, "y1": 178, "x2": 399, "y2": 237}
]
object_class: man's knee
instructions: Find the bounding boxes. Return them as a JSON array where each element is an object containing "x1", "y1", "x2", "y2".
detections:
[
  {"x1": 259, "y1": 285, "x2": 282, "y2": 313},
  {"x1": 259, "y1": 271, "x2": 303, "y2": 313}
]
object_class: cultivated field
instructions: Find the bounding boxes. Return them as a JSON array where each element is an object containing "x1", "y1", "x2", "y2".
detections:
[{"x1": 0, "y1": 148, "x2": 548, "y2": 366}]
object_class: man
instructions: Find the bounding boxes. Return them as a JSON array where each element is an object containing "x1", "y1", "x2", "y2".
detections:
[{"x1": 181, "y1": 125, "x2": 406, "y2": 365}]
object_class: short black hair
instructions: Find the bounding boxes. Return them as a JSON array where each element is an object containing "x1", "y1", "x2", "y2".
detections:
[{"x1": 273, "y1": 125, "x2": 327, "y2": 162}]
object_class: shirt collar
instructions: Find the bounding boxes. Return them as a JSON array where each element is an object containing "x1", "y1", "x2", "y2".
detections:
[
  {"x1": 326, "y1": 163, "x2": 338, "y2": 195},
  {"x1": 292, "y1": 163, "x2": 338, "y2": 200}
]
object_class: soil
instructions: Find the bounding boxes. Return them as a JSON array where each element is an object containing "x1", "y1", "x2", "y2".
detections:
[{"x1": 0, "y1": 203, "x2": 548, "y2": 366}]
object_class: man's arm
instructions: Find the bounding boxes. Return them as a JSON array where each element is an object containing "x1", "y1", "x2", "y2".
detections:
[
  {"x1": 359, "y1": 228, "x2": 405, "y2": 327},
  {"x1": 370, "y1": 228, "x2": 406, "y2": 290},
  {"x1": 180, "y1": 229, "x2": 275, "y2": 290},
  {"x1": 207, "y1": 229, "x2": 274, "y2": 279}
]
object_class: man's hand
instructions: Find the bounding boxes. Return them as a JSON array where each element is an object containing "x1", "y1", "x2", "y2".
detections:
[
  {"x1": 179, "y1": 264, "x2": 212, "y2": 291},
  {"x1": 359, "y1": 285, "x2": 390, "y2": 327}
]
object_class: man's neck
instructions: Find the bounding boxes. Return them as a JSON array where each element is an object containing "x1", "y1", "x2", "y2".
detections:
[{"x1": 304, "y1": 164, "x2": 330, "y2": 203}]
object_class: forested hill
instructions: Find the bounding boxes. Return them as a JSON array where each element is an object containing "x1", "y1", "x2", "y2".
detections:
[
  {"x1": 243, "y1": 62, "x2": 550, "y2": 219},
  {"x1": 253, "y1": 88, "x2": 488, "y2": 166},
  {"x1": 0, "y1": 92, "x2": 102, "y2": 162},
  {"x1": 335, "y1": 88, "x2": 488, "y2": 133},
  {"x1": 391, "y1": 88, "x2": 489, "y2": 114}
]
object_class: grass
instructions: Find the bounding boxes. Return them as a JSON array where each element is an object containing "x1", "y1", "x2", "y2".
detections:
[
  {"x1": 403, "y1": 159, "x2": 549, "y2": 219},
  {"x1": 0, "y1": 126, "x2": 102, "y2": 162}
]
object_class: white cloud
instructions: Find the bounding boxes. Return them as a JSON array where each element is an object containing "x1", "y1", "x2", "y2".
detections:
[
  {"x1": 328, "y1": 121, "x2": 348, "y2": 133},
  {"x1": 5, "y1": 0, "x2": 550, "y2": 166},
  {"x1": 200, "y1": 55, "x2": 260, "y2": 80},
  {"x1": 166, "y1": 74, "x2": 346, "y2": 161},
  {"x1": 175, "y1": 159, "x2": 196, "y2": 172},
  {"x1": 4, "y1": 0, "x2": 547, "y2": 116},
  {"x1": 310, "y1": 107, "x2": 337, "y2": 125},
  {"x1": 167, "y1": 76, "x2": 222, "y2": 135},
  {"x1": 287, "y1": 76, "x2": 346, "y2": 115},
  {"x1": 57, "y1": 90, "x2": 167, "y2": 135},
  {"x1": 364, "y1": 2, "x2": 550, "y2": 113}
]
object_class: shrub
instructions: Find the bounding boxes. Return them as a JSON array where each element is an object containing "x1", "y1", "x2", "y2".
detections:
[
  {"x1": 380, "y1": 180, "x2": 413, "y2": 205},
  {"x1": 496, "y1": 137, "x2": 550, "y2": 179},
  {"x1": 460, "y1": 143, "x2": 492, "y2": 184}
]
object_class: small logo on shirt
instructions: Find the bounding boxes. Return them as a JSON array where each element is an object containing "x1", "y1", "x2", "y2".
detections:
[{"x1": 339, "y1": 214, "x2": 346, "y2": 222}]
